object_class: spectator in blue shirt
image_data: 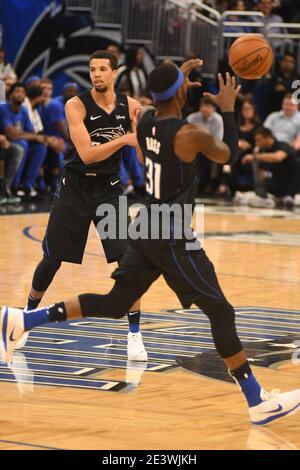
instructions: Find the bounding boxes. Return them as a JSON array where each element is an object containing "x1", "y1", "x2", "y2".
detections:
[
  {"x1": 39, "y1": 81, "x2": 78, "y2": 192},
  {"x1": 0, "y1": 82, "x2": 48, "y2": 196}
]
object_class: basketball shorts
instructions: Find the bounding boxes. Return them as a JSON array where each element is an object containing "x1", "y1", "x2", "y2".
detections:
[
  {"x1": 112, "y1": 235, "x2": 225, "y2": 309},
  {"x1": 42, "y1": 168, "x2": 130, "y2": 264}
]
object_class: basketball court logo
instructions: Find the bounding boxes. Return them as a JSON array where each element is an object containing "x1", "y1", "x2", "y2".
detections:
[{"x1": 0, "y1": 307, "x2": 299, "y2": 393}]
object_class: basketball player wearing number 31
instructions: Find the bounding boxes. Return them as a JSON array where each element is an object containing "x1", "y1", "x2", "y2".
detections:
[
  {"x1": 18, "y1": 50, "x2": 148, "y2": 362},
  {"x1": 2, "y1": 60, "x2": 300, "y2": 425}
]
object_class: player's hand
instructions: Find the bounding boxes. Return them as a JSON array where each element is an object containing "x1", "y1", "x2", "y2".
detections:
[
  {"x1": 0, "y1": 134, "x2": 10, "y2": 149},
  {"x1": 239, "y1": 139, "x2": 251, "y2": 151},
  {"x1": 35, "y1": 134, "x2": 46, "y2": 144},
  {"x1": 47, "y1": 136, "x2": 66, "y2": 153},
  {"x1": 203, "y1": 72, "x2": 241, "y2": 112},
  {"x1": 253, "y1": 145, "x2": 260, "y2": 155},
  {"x1": 242, "y1": 153, "x2": 254, "y2": 165},
  {"x1": 180, "y1": 59, "x2": 203, "y2": 89}
]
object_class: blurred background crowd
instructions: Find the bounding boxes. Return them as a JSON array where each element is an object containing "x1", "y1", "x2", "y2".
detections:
[{"x1": 0, "y1": 0, "x2": 300, "y2": 209}]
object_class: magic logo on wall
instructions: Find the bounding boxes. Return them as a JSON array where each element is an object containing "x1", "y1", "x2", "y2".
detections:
[{"x1": 2, "y1": 0, "x2": 121, "y2": 94}]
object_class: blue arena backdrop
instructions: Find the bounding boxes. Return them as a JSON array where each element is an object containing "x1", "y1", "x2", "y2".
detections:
[{"x1": 0, "y1": 0, "x2": 123, "y2": 96}]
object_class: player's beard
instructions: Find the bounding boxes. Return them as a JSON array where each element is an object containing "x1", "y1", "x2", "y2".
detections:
[{"x1": 94, "y1": 84, "x2": 108, "y2": 93}]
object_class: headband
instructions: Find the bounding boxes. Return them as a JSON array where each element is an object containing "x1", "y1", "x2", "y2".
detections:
[{"x1": 151, "y1": 69, "x2": 184, "y2": 102}]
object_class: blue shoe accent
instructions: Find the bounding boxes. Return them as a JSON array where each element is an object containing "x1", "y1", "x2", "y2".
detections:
[
  {"x1": 238, "y1": 373, "x2": 262, "y2": 407},
  {"x1": 252, "y1": 401, "x2": 300, "y2": 426},
  {"x1": 127, "y1": 311, "x2": 141, "y2": 334},
  {"x1": 2, "y1": 307, "x2": 8, "y2": 352},
  {"x1": 24, "y1": 307, "x2": 50, "y2": 331}
]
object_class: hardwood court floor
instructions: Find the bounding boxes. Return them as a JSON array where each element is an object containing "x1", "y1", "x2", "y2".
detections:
[{"x1": 0, "y1": 206, "x2": 300, "y2": 450}]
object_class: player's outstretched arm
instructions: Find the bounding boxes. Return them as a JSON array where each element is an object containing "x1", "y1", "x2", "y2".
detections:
[
  {"x1": 174, "y1": 72, "x2": 240, "y2": 165},
  {"x1": 174, "y1": 123, "x2": 230, "y2": 164},
  {"x1": 65, "y1": 97, "x2": 137, "y2": 165},
  {"x1": 204, "y1": 72, "x2": 241, "y2": 166}
]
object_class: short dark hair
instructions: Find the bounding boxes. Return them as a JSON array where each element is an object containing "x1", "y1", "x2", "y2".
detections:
[
  {"x1": 40, "y1": 77, "x2": 53, "y2": 85},
  {"x1": 200, "y1": 96, "x2": 215, "y2": 107},
  {"x1": 89, "y1": 50, "x2": 118, "y2": 70},
  {"x1": 7, "y1": 82, "x2": 26, "y2": 97},
  {"x1": 148, "y1": 63, "x2": 180, "y2": 103},
  {"x1": 26, "y1": 85, "x2": 44, "y2": 100},
  {"x1": 254, "y1": 127, "x2": 274, "y2": 139},
  {"x1": 281, "y1": 52, "x2": 295, "y2": 60},
  {"x1": 282, "y1": 92, "x2": 294, "y2": 100}
]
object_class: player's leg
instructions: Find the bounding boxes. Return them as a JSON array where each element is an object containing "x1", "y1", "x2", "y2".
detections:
[
  {"x1": 22, "y1": 142, "x2": 47, "y2": 193},
  {"x1": 27, "y1": 256, "x2": 62, "y2": 310},
  {"x1": 1, "y1": 243, "x2": 161, "y2": 363},
  {"x1": 93, "y1": 183, "x2": 146, "y2": 360},
  {"x1": 161, "y1": 243, "x2": 300, "y2": 425},
  {"x1": 11, "y1": 142, "x2": 28, "y2": 193},
  {"x1": 26, "y1": 170, "x2": 92, "y2": 310}
]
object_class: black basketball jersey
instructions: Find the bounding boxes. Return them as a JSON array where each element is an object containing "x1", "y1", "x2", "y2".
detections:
[
  {"x1": 137, "y1": 109, "x2": 198, "y2": 206},
  {"x1": 65, "y1": 90, "x2": 131, "y2": 177}
]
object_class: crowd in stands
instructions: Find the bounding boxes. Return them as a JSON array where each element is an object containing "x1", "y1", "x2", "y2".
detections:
[
  {"x1": 212, "y1": 0, "x2": 300, "y2": 23},
  {"x1": 1, "y1": 12, "x2": 300, "y2": 209}
]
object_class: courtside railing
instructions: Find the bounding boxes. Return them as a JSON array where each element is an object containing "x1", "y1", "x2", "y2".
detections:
[
  {"x1": 64, "y1": 0, "x2": 93, "y2": 12},
  {"x1": 266, "y1": 23, "x2": 300, "y2": 74},
  {"x1": 92, "y1": 0, "x2": 124, "y2": 28}
]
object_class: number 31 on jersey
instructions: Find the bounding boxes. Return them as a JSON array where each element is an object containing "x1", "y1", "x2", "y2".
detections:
[{"x1": 145, "y1": 157, "x2": 161, "y2": 199}]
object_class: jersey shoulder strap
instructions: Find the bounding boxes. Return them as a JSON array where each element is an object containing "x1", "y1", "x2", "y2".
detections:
[
  {"x1": 115, "y1": 92, "x2": 131, "y2": 130},
  {"x1": 77, "y1": 89, "x2": 95, "y2": 120}
]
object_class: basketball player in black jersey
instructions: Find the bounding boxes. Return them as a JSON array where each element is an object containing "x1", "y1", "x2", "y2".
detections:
[
  {"x1": 21, "y1": 50, "x2": 147, "y2": 361},
  {"x1": 2, "y1": 60, "x2": 300, "y2": 425}
]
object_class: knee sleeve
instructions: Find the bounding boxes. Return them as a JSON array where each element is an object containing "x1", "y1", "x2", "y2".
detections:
[
  {"x1": 197, "y1": 297, "x2": 243, "y2": 358},
  {"x1": 32, "y1": 255, "x2": 62, "y2": 292},
  {"x1": 79, "y1": 282, "x2": 140, "y2": 319}
]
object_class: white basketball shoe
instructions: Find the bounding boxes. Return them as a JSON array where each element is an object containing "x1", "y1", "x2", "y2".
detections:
[
  {"x1": 0, "y1": 306, "x2": 25, "y2": 363},
  {"x1": 127, "y1": 331, "x2": 148, "y2": 361},
  {"x1": 249, "y1": 388, "x2": 300, "y2": 426}
]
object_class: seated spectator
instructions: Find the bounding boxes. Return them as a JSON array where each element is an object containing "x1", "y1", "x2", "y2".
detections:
[
  {"x1": 0, "y1": 46, "x2": 17, "y2": 83},
  {"x1": 24, "y1": 75, "x2": 41, "y2": 88},
  {"x1": 117, "y1": 47, "x2": 148, "y2": 98},
  {"x1": 267, "y1": 53, "x2": 299, "y2": 114},
  {"x1": 224, "y1": 0, "x2": 253, "y2": 34},
  {"x1": 40, "y1": 77, "x2": 53, "y2": 103},
  {"x1": 184, "y1": 50, "x2": 203, "y2": 115},
  {"x1": 219, "y1": 98, "x2": 261, "y2": 197},
  {"x1": 238, "y1": 98, "x2": 262, "y2": 152},
  {"x1": 252, "y1": 0, "x2": 287, "y2": 53},
  {"x1": 4, "y1": 76, "x2": 17, "y2": 95},
  {"x1": 264, "y1": 93, "x2": 300, "y2": 148},
  {"x1": 138, "y1": 91, "x2": 154, "y2": 107},
  {"x1": 52, "y1": 82, "x2": 79, "y2": 121},
  {"x1": 120, "y1": 146, "x2": 145, "y2": 196},
  {"x1": 40, "y1": 81, "x2": 77, "y2": 142},
  {"x1": 187, "y1": 96, "x2": 224, "y2": 137},
  {"x1": 187, "y1": 96, "x2": 224, "y2": 194},
  {"x1": 23, "y1": 75, "x2": 41, "y2": 123},
  {"x1": 0, "y1": 133, "x2": 23, "y2": 204},
  {"x1": 106, "y1": 44, "x2": 127, "y2": 90},
  {"x1": 242, "y1": 127, "x2": 297, "y2": 207},
  {"x1": 39, "y1": 81, "x2": 76, "y2": 192},
  {"x1": 0, "y1": 82, "x2": 49, "y2": 198},
  {"x1": 25, "y1": 85, "x2": 45, "y2": 134}
]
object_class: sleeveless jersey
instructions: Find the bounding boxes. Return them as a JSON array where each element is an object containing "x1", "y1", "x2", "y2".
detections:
[
  {"x1": 65, "y1": 90, "x2": 131, "y2": 177},
  {"x1": 137, "y1": 109, "x2": 198, "y2": 206}
]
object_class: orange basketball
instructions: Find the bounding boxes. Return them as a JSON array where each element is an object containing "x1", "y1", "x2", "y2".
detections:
[{"x1": 228, "y1": 34, "x2": 274, "y2": 80}]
